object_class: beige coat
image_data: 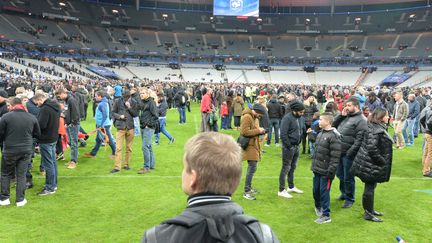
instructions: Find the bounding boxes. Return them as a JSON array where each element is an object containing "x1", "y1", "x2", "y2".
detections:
[
  {"x1": 393, "y1": 100, "x2": 408, "y2": 121},
  {"x1": 240, "y1": 108, "x2": 262, "y2": 161}
]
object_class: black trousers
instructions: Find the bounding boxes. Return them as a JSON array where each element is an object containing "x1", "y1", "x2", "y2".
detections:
[
  {"x1": 362, "y1": 182, "x2": 377, "y2": 212},
  {"x1": 1, "y1": 153, "x2": 32, "y2": 202}
]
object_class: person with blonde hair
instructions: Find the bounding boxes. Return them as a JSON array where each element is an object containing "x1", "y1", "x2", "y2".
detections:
[
  {"x1": 138, "y1": 87, "x2": 159, "y2": 174},
  {"x1": 142, "y1": 132, "x2": 279, "y2": 243}
]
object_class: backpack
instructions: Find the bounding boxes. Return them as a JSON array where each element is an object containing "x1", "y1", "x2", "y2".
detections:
[{"x1": 144, "y1": 210, "x2": 277, "y2": 243}]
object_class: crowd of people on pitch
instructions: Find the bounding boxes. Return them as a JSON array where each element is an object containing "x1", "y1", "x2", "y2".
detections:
[
  {"x1": 0, "y1": 78, "x2": 430, "y2": 227},
  {"x1": 195, "y1": 84, "x2": 431, "y2": 224}
]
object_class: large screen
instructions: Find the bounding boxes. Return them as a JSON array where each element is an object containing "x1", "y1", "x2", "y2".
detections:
[{"x1": 213, "y1": 0, "x2": 259, "y2": 17}]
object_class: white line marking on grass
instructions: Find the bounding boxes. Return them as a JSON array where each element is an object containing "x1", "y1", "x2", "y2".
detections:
[
  {"x1": 34, "y1": 175, "x2": 432, "y2": 180},
  {"x1": 193, "y1": 114, "x2": 199, "y2": 133}
]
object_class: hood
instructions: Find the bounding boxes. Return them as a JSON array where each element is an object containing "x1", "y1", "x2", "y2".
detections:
[
  {"x1": 348, "y1": 111, "x2": 363, "y2": 117},
  {"x1": 269, "y1": 98, "x2": 277, "y2": 104},
  {"x1": 242, "y1": 107, "x2": 253, "y2": 116},
  {"x1": 44, "y1": 99, "x2": 61, "y2": 112}
]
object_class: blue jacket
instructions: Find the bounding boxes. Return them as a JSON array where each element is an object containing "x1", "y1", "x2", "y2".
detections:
[
  {"x1": 114, "y1": 85, "x2": 123, "y2": 98},
  {"x1": 356, "y1": 94, "x2": 366, "y2": 109},
  {"x1": 95, "y1": 97, "x2": 111, "y2": 127},
  {"x1": 408, "y1": 99, "x2": 420, "y2": 119}
]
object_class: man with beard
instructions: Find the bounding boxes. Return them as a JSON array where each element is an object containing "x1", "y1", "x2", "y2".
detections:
[
  {"x1": 333, "y1": 96, "x2": 368, "y2": 208},
  {"x1": 278, "y1": 101, "x2": 306, "y2": 199}
]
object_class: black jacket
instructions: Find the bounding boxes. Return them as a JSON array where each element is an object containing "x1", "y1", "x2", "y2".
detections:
[
  {"x1": 351, "y1": 123, "x2": 393, "y2": 183},
  {"x1": 157, "y1": 99, "x2": 169, "y2": 117},
  {"x1": 26, "y1": 98, "x2": 40, "y2": 117},
  {"x1": 112, "y1": 97, "x2": 139, "y2": 130},
  {"x1": 72, "y1": 91, "x2": 86, "y2": 119},
  {"x1": 174, "y1": 90, "x2": 187, "y2": 107},
  {"x1": 332, "y1": 111, "x2": 368, "y2": 159},
  {"x1": 280, "y1": 113, "x2": 306, "y2": 147},
  {"x1": 267, "y1": 99, "x2": 283, "y2": 119},
  {"x1": 139, "y1": 98, "x2": 159, "y2": 129},
  {"x1": 0, "y1": 102, "x2": 8, "y2": 118},
  {"x1": 64, "y1": 93, "x2": 81, "y2": 125},
  {"x1": 311, "y1": 128, "x2": 342, "y2": 179},
  {"x1": 142, "y1": 199, "x2": 279, "y2": 243},
  {"x1": 303, "y1": 103, "x2": 319, "y2": 126},
  {"x1": 0, "y1": 109, "x2": 40, "y2": 155},
  {"x1": 38, "y1": 99, "x2": 61, "y2": 143}
]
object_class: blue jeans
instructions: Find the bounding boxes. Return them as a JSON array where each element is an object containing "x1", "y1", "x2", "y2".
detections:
[
  {"x1": 220, "y1": 116, "x2": 229, "y2": 129},
  {"x1": 313, "y1": 173, "x2": 333, "y2": 217},
  {"x1": 267, "y1": 118, "x2": 280, "y2": 145},
  {"x1": 66, "y1": 124, "x2": 80, "y2": 162},
  {"x1": 309, "y1": 141, "x2": 316, "y2": 157},
  {"x1": 227, "y1": 111, "x2": 233, "y2": 129},
  {"x1": 336, "y1": 155, "x2": 355, "y2": 203},
  {"x1": 178, "y1": 105, "x2": 186, "y2": 124},
  {"x1": 414, "y1": 115, "x2": 420, "y2": 137},
  {"x1": 279, "y1": 145, "x2": 299, "y2": 191},
  {"x1": 155, "y1": 117, "x2": 173, "y2": 143},
  {"x1": 402, "y1": 118, "x2": 415, "y2": 145},
  {"x1": 90, "y1": 125, "x2": 116, "y2": 156},
  {"x1": 141, "y1": 127, "x2": 155, "y2": 169},
  {"x1": 40, "y1": 142, "x2": 57, "y2": 191}
]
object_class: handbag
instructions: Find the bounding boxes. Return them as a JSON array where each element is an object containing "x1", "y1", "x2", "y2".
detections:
[{"x1": 237, "y1": 135, "x2": 250, "y2": 150}]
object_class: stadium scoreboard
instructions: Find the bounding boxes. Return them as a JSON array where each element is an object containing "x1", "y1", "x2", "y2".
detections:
[{"x1": 213, "y1": 0, "x2": 259, "y2": 17}]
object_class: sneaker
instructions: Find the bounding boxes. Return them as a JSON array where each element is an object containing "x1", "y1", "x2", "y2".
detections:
[
  {"x1": 0, "y1": 198, "x2": 10, "y2": 206},
  {"x1": 288, "y1": 187, "x2": 304, "y2": 194},
  {"x1": 110, "y1": 169, "x2": 120, "y2": 173},
  {"x1": 56, "y1": 152, "x2": 64, "y2": 161},
  {"x1": 336, "y1": 195, "x2": 346, "y2": 201},
  {"x1": 243, "y1": 192, "x2": 256, "y2": 200},
  {"x1": 314, "y1": 207, "x2": 323, "y2": 217},
  {"x1": 137, "y1": 168, "x2": 150, "y2": 174},
  {"x1": 16, "y1": 199, "x2": 27, "y2": 207},
  {"x1": 264, "y1": 144, "x2": 270, "y2": 147},
  {"x1": 314, "y1": 215, "x2": 331, "y2": 224},
  {"x1": 26, "y1": 181, "x2": 34, "y2": 189},
  {"x1": 372, "y1": 210, "x2": 383, "y2": 216},
  {"x1": 84, "y1": 153, "x2": 96, "y2": 158},
  {"x1": 406, "y1": 143, "x2": 413, "y2": 147},
  {"x1": 37, "y1": 188, "x2": 56, "y2": 196},
  {"x1": 109, "y1": 155, "x2": 115, "y2": 160},
  {"x1": 364, "y1": 211, "x2": 383, "y2": 222},
  {"x1": 342, "y1": 201, "x2": 354, "y2": 208},
  {"x1": 250, "y1": 188, "x2": 259, "y2": 194},
  {"x1": 275, "y1": 143, "x2": 280, "y2": 147},
  {"x1": 277, "y1": 189, "x2": 293, "y2": 199},
  {"x1": 168, "y1": 138, "x2": 175, "y2": 144},
  {"x1": 423, "y1": 172, "x2": 432, "y2": 178},
  {"x1": 123, "y1": 165, "x2": 130, "y2": 170},
  {"x1": 40, "y1": 170, "x2": 46, "y2": 176},
  {"x1": 67, "y1": 161, "x2": 77, "y2": 169}
]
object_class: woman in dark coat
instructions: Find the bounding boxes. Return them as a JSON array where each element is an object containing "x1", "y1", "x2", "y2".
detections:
[{"x1": 351, "y1": 107, "x2": 393, "y2": 222}]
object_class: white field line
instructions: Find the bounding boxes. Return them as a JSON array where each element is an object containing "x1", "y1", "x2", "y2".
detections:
[
  {"x1": 193, "y1": 114, "x2": 199, "y2": 133},
  {"x1": 32, "y1": 175, "x2": 432, "y2": 180}
]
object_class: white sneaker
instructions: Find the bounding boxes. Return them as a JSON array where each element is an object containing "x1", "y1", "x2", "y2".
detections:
[
  {"x1": 288, "y1": 187, "x2": 304, "y2": 194},
  {"x1": 278, "y1": 189, "x2": 293, "y2": 199},
  {"x1": 264, "y1": 144, "x2": 270, "y2": 147},
  {"x1": 275, "y1": 143, "x2": 280, "y2": 147},
  {"x1": 16, "y1": 199, "x2": 27, "y2": 207},
  {"x1": 0, "y1": 198, "x2": 10, "y2": 206}
]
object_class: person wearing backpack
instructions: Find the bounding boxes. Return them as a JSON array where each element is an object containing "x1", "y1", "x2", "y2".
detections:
[
  {"x1": 174, "y1": 88, "x2": 187, "y2": 124},
  {"x1": 141, "y1": 132, "x2": 279, "y2": 243}
]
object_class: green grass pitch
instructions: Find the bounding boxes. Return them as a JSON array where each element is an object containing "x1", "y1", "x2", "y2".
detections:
[{"x1": 1, "y1": 103, "x2": 431, "y2": 242}]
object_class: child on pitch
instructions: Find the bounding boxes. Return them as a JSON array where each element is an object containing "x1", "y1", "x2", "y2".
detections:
[{"x1": 311, "y1": 112, "x2": 342, "y2": 224}]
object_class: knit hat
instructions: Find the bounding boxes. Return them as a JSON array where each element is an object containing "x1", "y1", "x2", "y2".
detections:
[
  {"x1": 252, "y1": 103, "x2": 267, "y2": 115},
  {"x1": 0, "y1": 90, "x2": 8, "y2": 98},
  {"x1": 290, "y1": 101, "x2": 305, "y2": 111}
]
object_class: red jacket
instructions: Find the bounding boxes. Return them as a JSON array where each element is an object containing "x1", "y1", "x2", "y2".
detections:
[
  {"x1": 201, "y1": 94, "x2": 212, "y2": 113},
  {"x1": 220, "y1": 104, "x2": 229, "y2": 117}
]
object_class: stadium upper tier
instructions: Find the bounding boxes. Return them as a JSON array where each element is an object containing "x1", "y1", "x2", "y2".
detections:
[
  {"x1": 0, "y1": 11, "x2": 431, "y2": 59},
  {"x1": 1, "y1": 0, "x2": 432, "y2": 34}
]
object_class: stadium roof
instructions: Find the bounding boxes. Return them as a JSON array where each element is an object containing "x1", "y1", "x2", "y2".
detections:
[{"x1": 139, "y1": 0, "x2": 427, "y2": 7}]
